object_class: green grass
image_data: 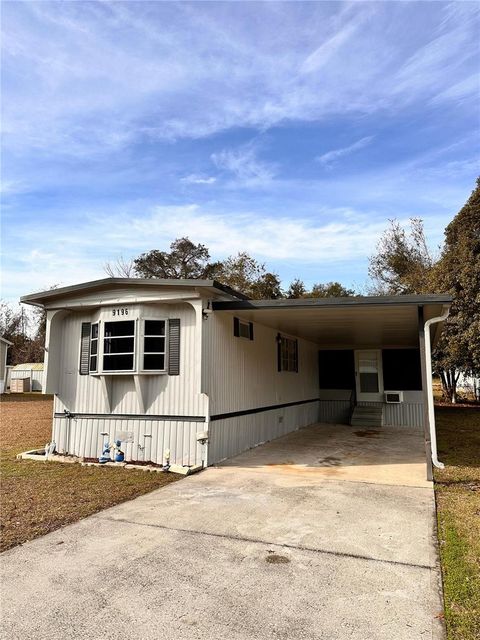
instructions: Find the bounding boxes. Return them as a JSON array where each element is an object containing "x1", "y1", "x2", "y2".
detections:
[{"x1": 434, "y1": 404, "x2": 480, "y2": 640}]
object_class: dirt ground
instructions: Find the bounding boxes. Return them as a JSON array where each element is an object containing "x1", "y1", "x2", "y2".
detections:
[{"x1": 0, "y1": 394, "x2": 180, "y2": 552}]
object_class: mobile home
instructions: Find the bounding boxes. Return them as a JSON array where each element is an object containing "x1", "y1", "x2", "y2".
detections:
[{"x1": 21, "y1": 278, "x2": 451, "y2": 479}]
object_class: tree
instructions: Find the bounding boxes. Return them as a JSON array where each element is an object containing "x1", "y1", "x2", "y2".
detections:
[
  {"x1": 368, "y1": 218, "x2": 435, "y2": 295},
  {"x1": 211, "y1": 252, "x2": 282, "y2": 299},
  {"x1": 368, "y1": 183, "x2": 480, "y2": 403},
  {"x1": 104, "y1": 255, "x2": 136, "y2": 278},
  {"x1": 431, "y1": 178, "x2": 480, "y2": 402},
  {"x1": 286, "y1": 279, "x2": 308, "y2": 298},
  {"x1": 310, "y1": 282, "x2": 356, "y2": 298},
  {"x1": 133, "y1": 238, "x2": 212, "y2": 279},
  {"x1": 0, "y1": 301, "x2": 43, "y2": 365},
  {"x1": 285, "y1": 279, "x2": 355, "y2": 298}
]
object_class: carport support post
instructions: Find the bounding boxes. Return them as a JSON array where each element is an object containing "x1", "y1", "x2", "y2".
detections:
[{"x1": 418, "y1": 306, "x2": 433, "y2": 482}]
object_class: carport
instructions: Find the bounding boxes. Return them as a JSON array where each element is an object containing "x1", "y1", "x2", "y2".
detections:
[{"x1": 212, "y1": 295, "x2": 451, "y2": 480}]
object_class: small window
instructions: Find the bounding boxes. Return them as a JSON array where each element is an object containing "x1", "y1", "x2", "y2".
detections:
[
  {"x1": 90, "y1": 323, "x2": 99, "y2": 372},
  {"x1": 103, "y1": 320, "x2": 135, "y2": 371},
  {"x1": 143, "y1": 320, "x2": 166, "y2": 371},
  {"x1": 278, "y1": 335, "x2": 298, "y2": 372},
  {"x1": 234, "y1": 317, "x2": 253, "y2": 340}
]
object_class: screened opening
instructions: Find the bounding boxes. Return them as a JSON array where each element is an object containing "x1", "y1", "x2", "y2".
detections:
[
  {"x1": 318, "y1": 350, "x2": 355, "y2": 389},
  {"x1": 90, "y1": 323, "x2": 98, "y2": 372},
  {"x1": 103, "y1": 320, "x2": 135, "y2": 371},
  {"x1": 143, "y1": 319, "x2": 166, "y2": 371},
  {"x1": 382, "y1": 349, "x2": 422, "y2": 390}
]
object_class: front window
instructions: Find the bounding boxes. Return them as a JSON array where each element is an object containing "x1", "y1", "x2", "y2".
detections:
[
  {"x1": 103, "y1": 320, "x2": 135, "y2": 371},
  {"x1": 143, "y1": 320, "x2": 166, "y2": 371}
]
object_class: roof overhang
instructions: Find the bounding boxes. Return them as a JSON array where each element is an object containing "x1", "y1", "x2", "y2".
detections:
[
  {"x1": 212, "y1": 295, "x2": 452, "y2": 348},
  {"x1": 20, "y1": 277, "x2": 249, "y2": 307}
]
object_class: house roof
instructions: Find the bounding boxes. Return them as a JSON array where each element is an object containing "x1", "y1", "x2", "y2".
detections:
[
  {"x1": 20, "y1": 277, "x2": 250, "y2": 306},
  {"x1": 212, "y1": 295, "x2": 452, "y2": 348}
]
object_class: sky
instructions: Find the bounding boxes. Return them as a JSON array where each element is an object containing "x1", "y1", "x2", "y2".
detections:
[{"x1": 1, "y1": 0, "x2": 479, "y2": 302}]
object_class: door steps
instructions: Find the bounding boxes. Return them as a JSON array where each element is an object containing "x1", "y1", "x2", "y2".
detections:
[{"x1": 350, "y1": 405, "x2": 383, "y2": 428}]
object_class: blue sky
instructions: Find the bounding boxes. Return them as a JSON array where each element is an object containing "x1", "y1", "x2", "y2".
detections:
[{"x1": 1, "y1": 1, "x2": 479, "y2": 302}]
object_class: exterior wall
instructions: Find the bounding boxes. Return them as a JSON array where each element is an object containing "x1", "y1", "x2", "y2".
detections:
[
  {"x1": 49, "y1": 298, "x2": 208, "y2": 465},
  {"x1": 203, "y1": 312, "x2": 320, "y2": 464},
  {"x1": 0, "y1": 341, "x2": 7, "y2": 393},
  {"x1": 318, "y1": 390, "x2": 424, "y2": 429}
]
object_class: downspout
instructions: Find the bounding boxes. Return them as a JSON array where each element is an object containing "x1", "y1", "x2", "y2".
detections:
[{"x1": 424, "y1": 307, "x2": 450, "y2": 469}]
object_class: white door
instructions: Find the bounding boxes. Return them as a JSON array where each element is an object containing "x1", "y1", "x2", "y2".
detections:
[{"x1": 355, "y1": 350, "x2": 383, "y2": 402}]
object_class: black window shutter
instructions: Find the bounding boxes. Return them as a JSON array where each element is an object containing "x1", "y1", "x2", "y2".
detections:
[
  {"x1": 168, "y1": 319, "x2": 181, "y2": 375},
  {"x1": 79, "y1": 322, "x2": 91, "y2": 375},
  {"x1": 233, "y1": 317, "x2": 240, "y2": 337},
  {"x1": 294, "y1": 340, "x2": 299, "y2": 372},
  {"x1": 277, "y1": 334, "x2": 282, "y2": 372},
  {"x1": 249, "y1": 322, "x2": 254, "y2": 341}
]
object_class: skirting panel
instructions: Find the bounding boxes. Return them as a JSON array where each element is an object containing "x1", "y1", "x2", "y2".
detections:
[
  {"x1": 208, "y1": 401, "x2": 320, "y2": 465},
  {"x1": 318, "y1": 400, "x2": 424, "y2": 429},
  {"x1": 52, "y1": 416, "x2": 204, "y2": 467}
]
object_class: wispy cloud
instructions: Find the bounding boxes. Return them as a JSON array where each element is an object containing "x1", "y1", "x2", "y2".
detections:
[
  {"x1": 180, "y1": 174, "x2": 216, "y2": 185},
  {"x1": 211, "y1": 143, "x2": 276, "y2": 185},
  {"x1": 316, "y1": 136, "x2": 374, "y2": 167}
]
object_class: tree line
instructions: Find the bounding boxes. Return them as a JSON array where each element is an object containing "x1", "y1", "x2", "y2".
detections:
[{"x1": 2, "y1": 178, "x2": 478, "y2": 402}]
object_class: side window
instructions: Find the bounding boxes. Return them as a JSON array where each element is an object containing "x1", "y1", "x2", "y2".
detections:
[
  {"x1": 143, "y1": 320, "x2": 166, "y2": 371},
  {"x1": 278, "y1": 335, "x2": 298, "y2": 372},
  {"x1": 233, "y1": 317, "x2": 254, "y2": 340},
  {"x1": 90, "y1": 323, "x2": 98, "y2": 372}
]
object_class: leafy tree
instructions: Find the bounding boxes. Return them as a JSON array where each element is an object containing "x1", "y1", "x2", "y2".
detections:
[
  {"x1": 286, "y1": 279, "x2": 308, "y2": 298},
  {"x1": 431, "y1": 178, "x2": 480, "y2": 402},
  {"x1": 286, "y1": 279, "x2": 354, "y2": 298},
  {"x1": 310, "y1": 282, "x2": 355, "y2": 298},
  {"x1": 133, "y1": 238, "x2": 213, "y2": 279},
  {"x1": 368, "y1": 218, "x2": 435, "y2": 295},
  {"x1": 211, "y1": 252, "x2": 282, "y2": 299}
]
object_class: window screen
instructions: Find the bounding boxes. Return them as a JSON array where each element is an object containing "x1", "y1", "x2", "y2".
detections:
[
  {"x1": 278, "y1": 336, "x2": 298, "y2": 372},
  {"x1": 382, "y1": 349, "x2": 422, "y2": 390},
  {"x1": 318, "y1": 350, "x2": 355, "y2": 389},
  {"x1": 103, "y1": 320, "x2": 135, "y2": 371},
  {"x1": 143, "y1": 320, "x2": 166, "y2": 371}
]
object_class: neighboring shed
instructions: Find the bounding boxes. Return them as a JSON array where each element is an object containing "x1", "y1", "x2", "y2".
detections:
[
  {"x1": 10, "y1": 363, "x2": 45, "y2": 392},
  {"x1": 0, "y1": 337, "x2": 13, "y2": 394}
]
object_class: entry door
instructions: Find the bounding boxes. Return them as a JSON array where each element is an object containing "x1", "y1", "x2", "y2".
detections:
[{"x1": 355, "y1": 350, "x2": 383, "y2": 402}]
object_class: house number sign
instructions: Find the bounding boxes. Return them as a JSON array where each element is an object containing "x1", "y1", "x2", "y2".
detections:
[{"x1": 112, "y1": 308, "x2": 129, "y2": 316}]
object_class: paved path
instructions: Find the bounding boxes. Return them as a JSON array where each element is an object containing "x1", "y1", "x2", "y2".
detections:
[{"x1": 1, "y1": 424, "x2": 445, "y2": 639}]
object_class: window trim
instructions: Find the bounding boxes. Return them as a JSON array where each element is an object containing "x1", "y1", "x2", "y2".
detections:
[{"x1": 140, "y1": 318, "x2": 168, "y2": 373}]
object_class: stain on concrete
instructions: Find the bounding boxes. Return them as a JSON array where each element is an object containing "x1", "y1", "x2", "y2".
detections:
[
  {"x1": 317, "y1": 456, "x2": 342, "y2": 466},
  {"x1": 353, "y1": 430, "x2": 381, "y2": 438},
  {"x1": 266, "y1": 553, "x2": 290, "y2": 564}
]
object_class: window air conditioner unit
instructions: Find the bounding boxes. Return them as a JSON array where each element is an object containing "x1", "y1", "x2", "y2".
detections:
[{"x1": 384, "y1": 391, "x2": 403, "y2": 404}]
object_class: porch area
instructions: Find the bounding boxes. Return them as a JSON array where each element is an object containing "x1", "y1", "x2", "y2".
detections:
[{"x1": 219, "y1": 421, "x2": 431, "y2": 488}]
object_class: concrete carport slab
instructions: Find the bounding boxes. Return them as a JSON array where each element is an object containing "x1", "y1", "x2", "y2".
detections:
[{"x1": 1, "y1": 423, "x2": 445, "y2": 640}]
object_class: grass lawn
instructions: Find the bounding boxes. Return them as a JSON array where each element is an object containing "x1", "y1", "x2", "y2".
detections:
[
  {"x1": 0, "y1": 394, "x2": 181, "y2": 553},
  {"x1": 434, "y1": 404, "x2": 480, "y2": 640}
]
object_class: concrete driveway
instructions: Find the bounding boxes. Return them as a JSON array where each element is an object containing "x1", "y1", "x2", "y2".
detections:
[{"x1": 1, "y1": 423, "x2": 444, "y2": 640}]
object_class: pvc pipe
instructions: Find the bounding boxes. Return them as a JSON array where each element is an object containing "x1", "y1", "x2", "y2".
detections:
[{"x1": 424, "y1": 307, "x2": 450, "y2": 469}]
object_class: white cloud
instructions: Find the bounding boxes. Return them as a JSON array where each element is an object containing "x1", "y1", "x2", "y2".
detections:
[
  {"x1": 180, "y1": 174, "x2": 217, "y2": 185},
  {"x1": 211, "y1": 143, "x2": 276, "y2": 185},
  {"x1": 316, "y1": 136, "x2": 374, "y2": 167}
]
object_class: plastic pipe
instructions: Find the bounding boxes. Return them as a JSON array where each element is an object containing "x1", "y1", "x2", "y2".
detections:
[{"x1": 424, "y1": 307, "x2": 450, "y2": 469}]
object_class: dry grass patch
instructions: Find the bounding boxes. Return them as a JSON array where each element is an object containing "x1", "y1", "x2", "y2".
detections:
[
  {"x1": 434, "y1": 404, "x2": 480, "y2": 640},
  {"x1": 0, "y1": 395, "x2": 181, "y2": 552}
]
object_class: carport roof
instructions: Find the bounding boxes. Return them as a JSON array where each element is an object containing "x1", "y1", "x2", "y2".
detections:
[{"x1": 212, "y1": 294, "x2": 452, "y2": 348}]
